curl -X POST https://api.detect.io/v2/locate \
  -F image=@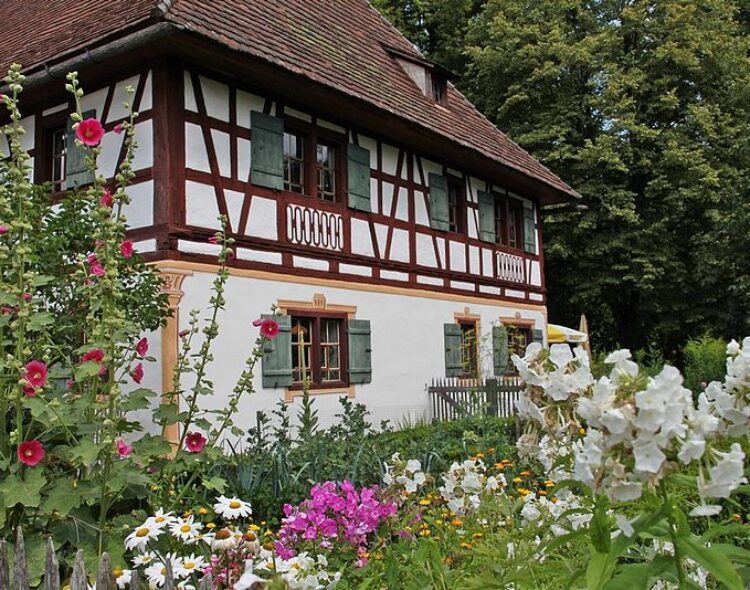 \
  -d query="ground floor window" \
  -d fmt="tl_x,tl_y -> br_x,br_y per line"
506,325 -> 531,374
459,321 -> 479,378
291,314 -> 345,388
